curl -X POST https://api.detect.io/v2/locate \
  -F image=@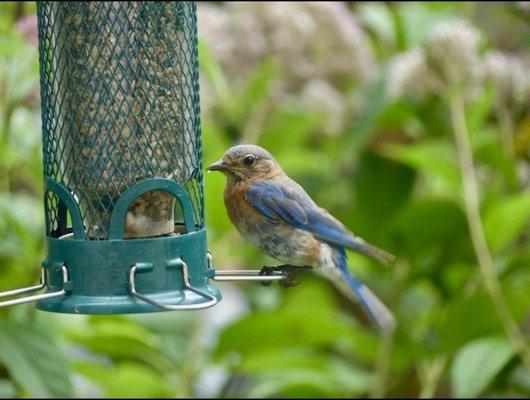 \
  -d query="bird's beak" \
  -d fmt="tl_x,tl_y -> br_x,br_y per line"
206,159 -> 227,172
